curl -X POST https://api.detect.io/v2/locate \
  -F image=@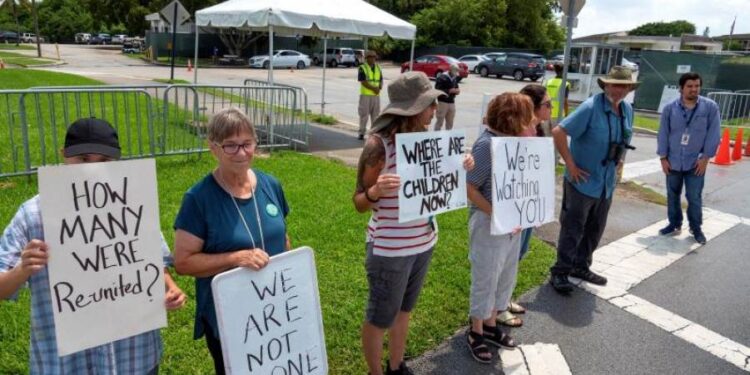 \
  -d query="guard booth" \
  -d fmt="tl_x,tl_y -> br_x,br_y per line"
566,43 -> 630,103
